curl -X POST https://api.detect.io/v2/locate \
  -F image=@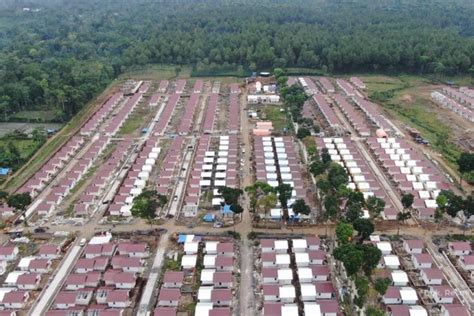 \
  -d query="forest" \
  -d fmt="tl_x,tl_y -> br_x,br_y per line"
0,0 -> 473,121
